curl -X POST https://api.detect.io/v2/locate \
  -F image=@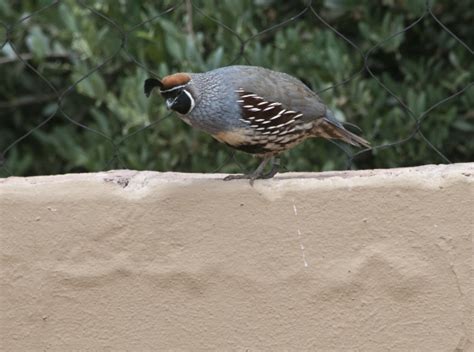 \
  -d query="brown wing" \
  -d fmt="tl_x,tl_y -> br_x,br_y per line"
227,66 -> 327,121
235,88 -> 312,137
235,88 -> 370,149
